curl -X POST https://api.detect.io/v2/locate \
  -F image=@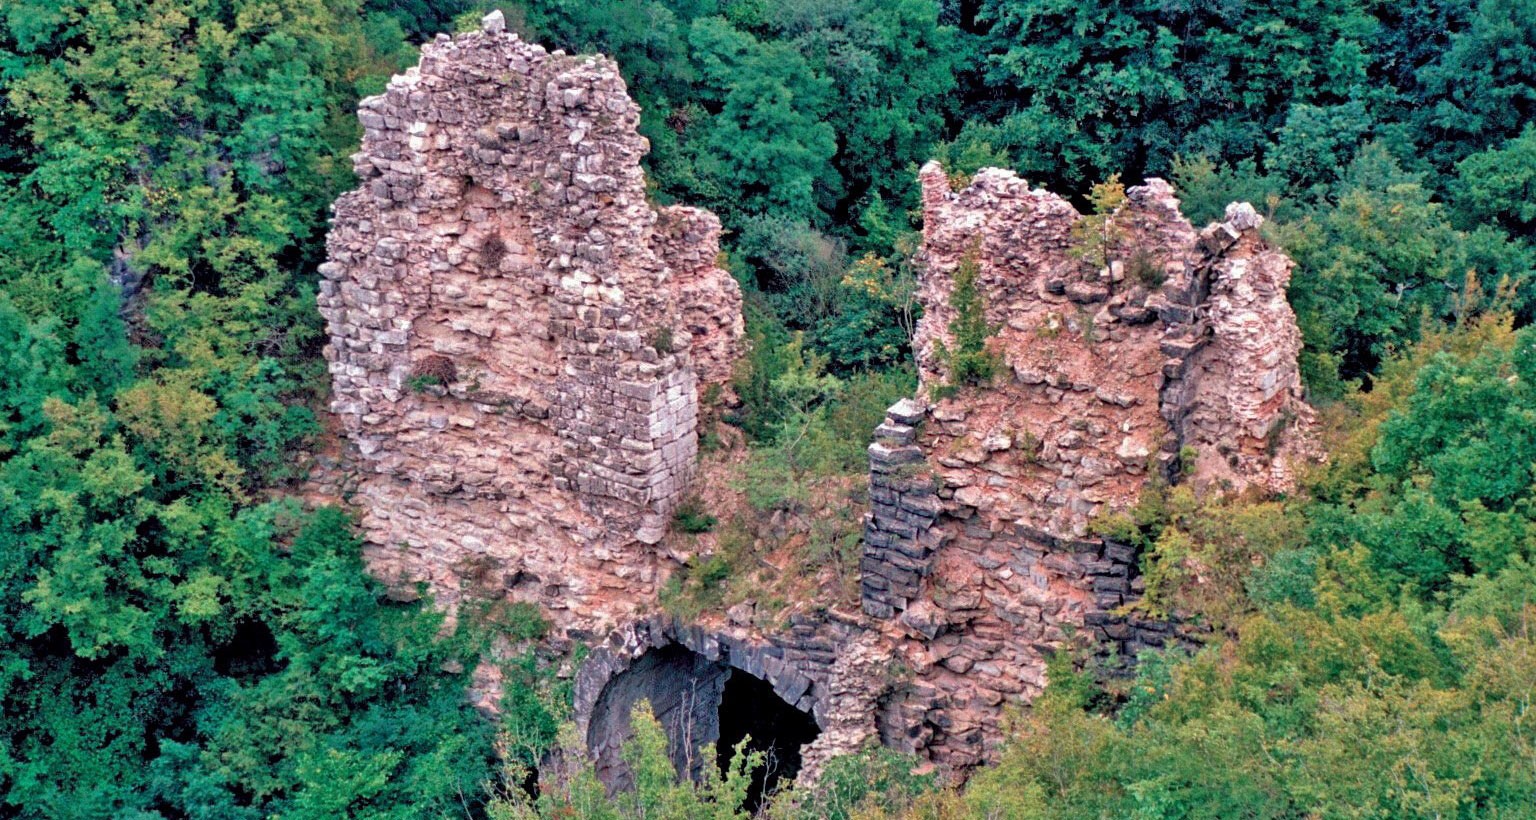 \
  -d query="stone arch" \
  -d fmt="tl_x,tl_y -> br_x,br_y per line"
574,619 -> 823,804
